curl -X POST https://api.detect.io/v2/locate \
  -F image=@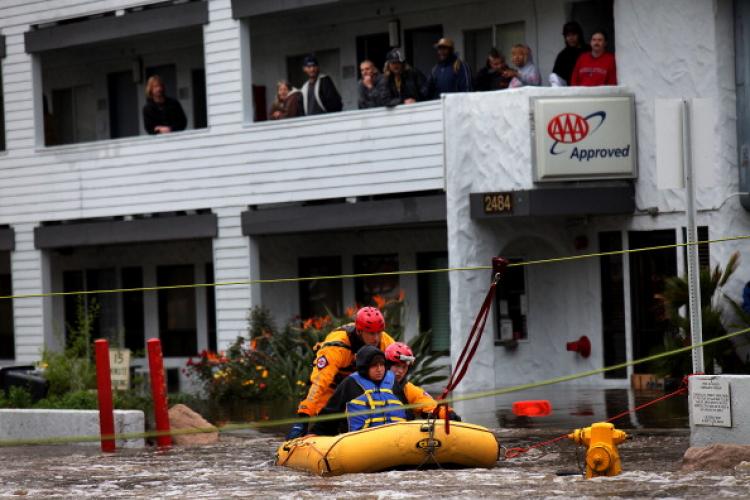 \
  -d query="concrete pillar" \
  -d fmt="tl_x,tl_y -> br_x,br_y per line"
213,207 -> 253,349
10,224 -> 48,363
